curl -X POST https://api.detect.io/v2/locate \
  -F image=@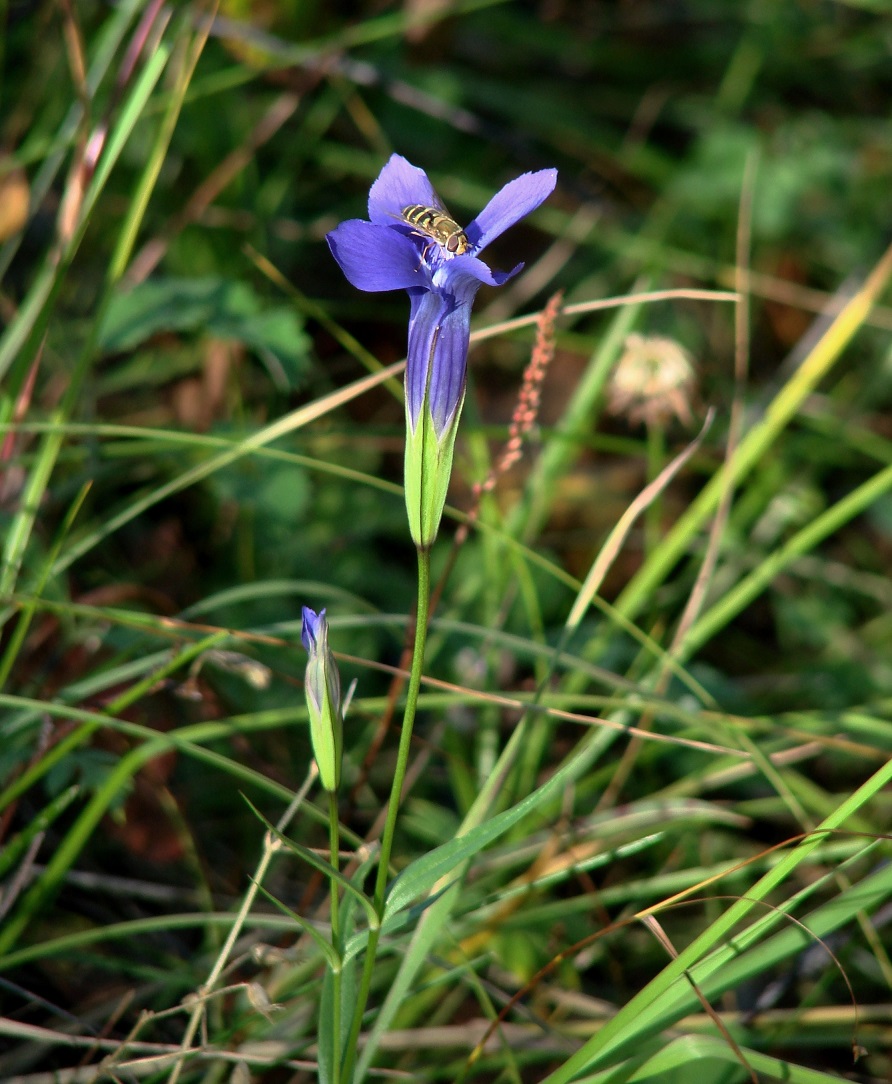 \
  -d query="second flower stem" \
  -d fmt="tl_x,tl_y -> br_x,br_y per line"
328,789 -> 342,1084
341,546 -> 431,1083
